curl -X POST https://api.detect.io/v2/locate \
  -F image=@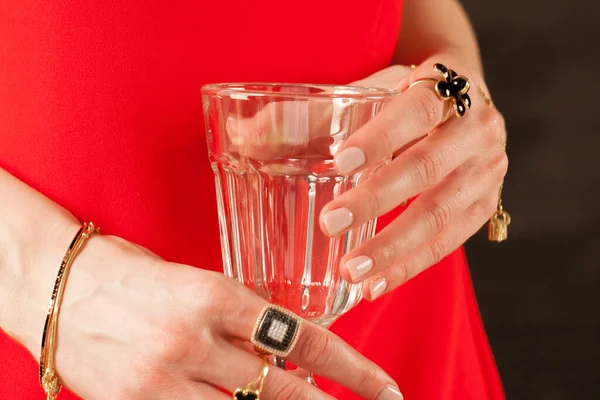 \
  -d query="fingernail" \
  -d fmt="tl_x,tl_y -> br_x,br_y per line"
377,385 -> 404,400
322,208 -> 354,236
334,147 -> 366,174
370,277 -> 388,300
345,256 -> 373,281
